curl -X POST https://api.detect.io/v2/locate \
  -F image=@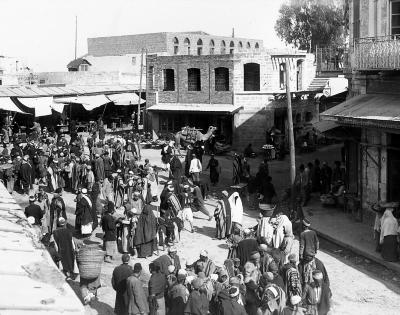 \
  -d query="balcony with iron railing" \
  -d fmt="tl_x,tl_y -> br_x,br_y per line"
354,35 -> 400,70
315,46 -> 350,75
